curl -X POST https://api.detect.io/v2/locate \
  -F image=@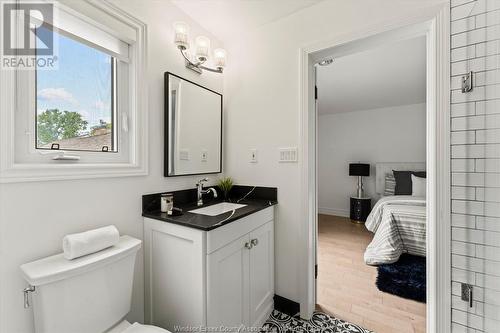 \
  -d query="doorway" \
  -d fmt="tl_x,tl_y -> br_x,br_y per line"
315,36 -> 427,332
298,5 -> 451,333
